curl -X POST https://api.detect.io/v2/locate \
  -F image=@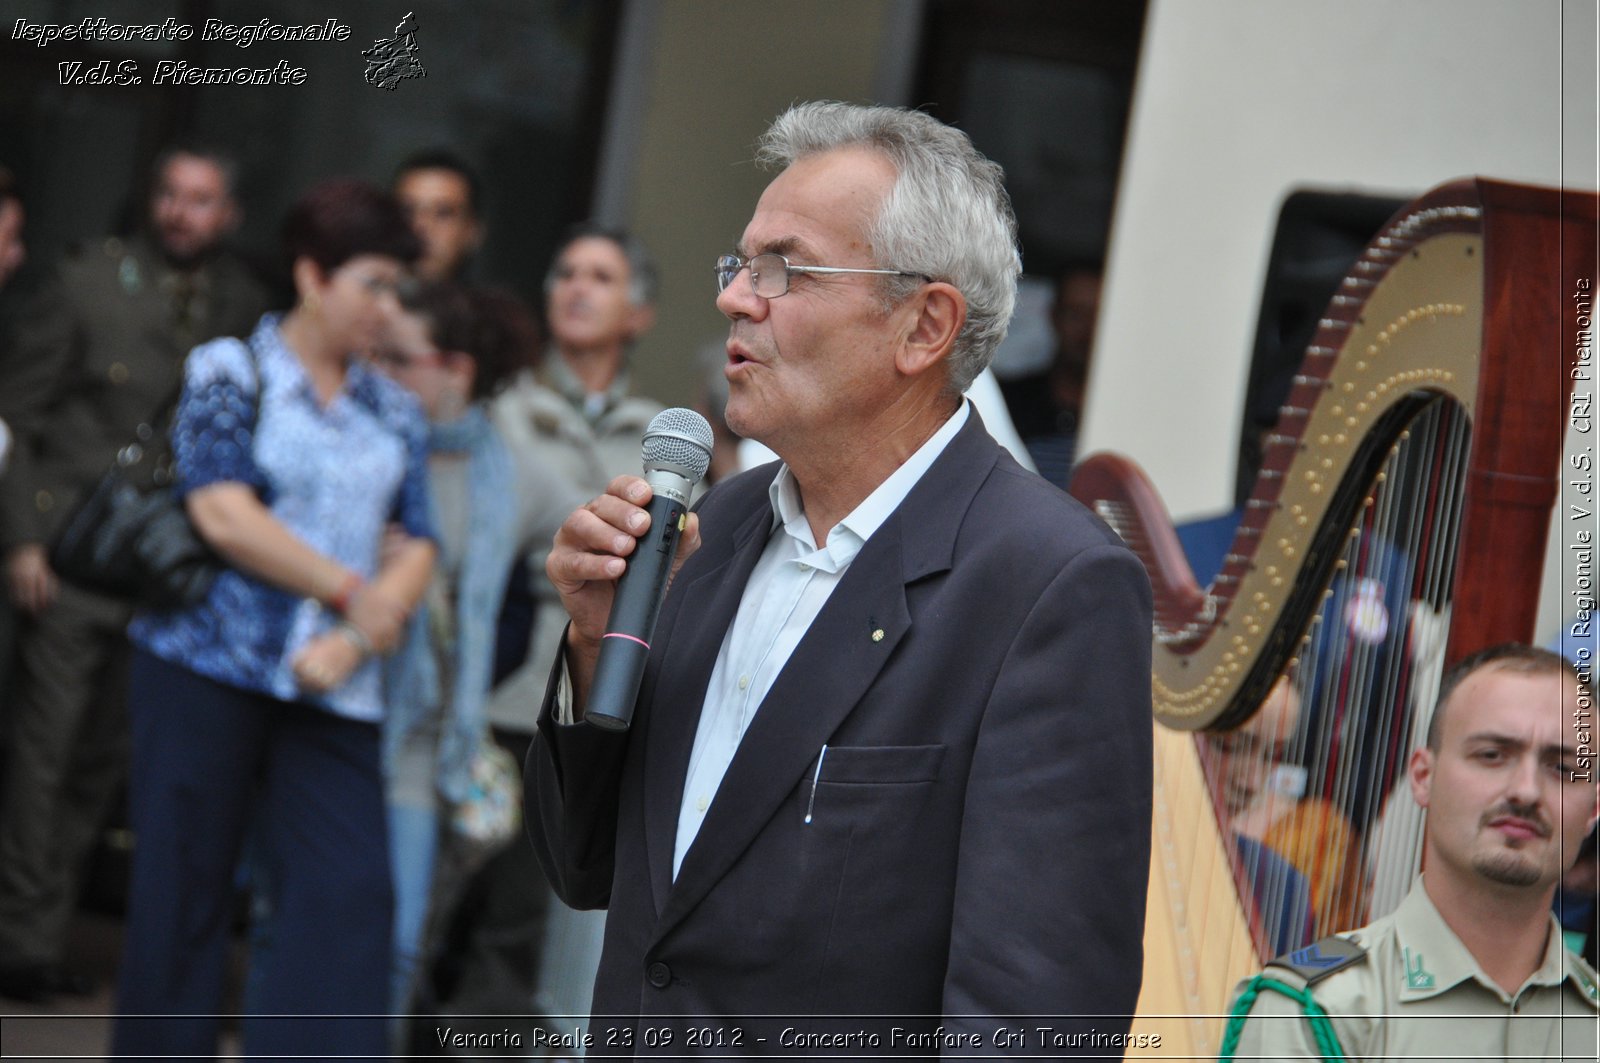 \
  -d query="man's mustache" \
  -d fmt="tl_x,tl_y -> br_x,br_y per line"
1481,801 -> 1551,837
